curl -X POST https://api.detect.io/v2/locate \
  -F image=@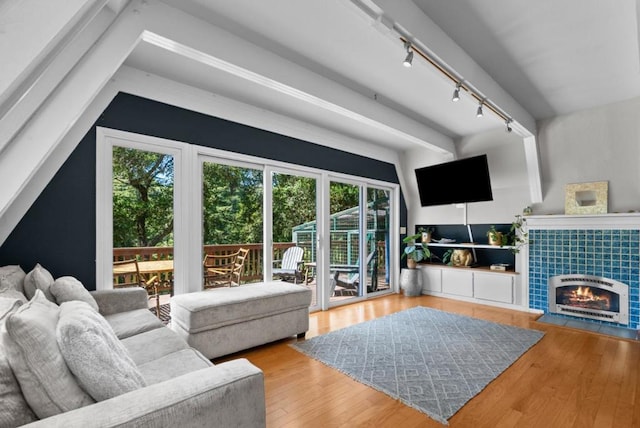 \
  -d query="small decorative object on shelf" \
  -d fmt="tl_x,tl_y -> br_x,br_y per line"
419,226 -> 435,244
490,263 -> 510,271
487,225 -> 507,246
442,249 -> 473,267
